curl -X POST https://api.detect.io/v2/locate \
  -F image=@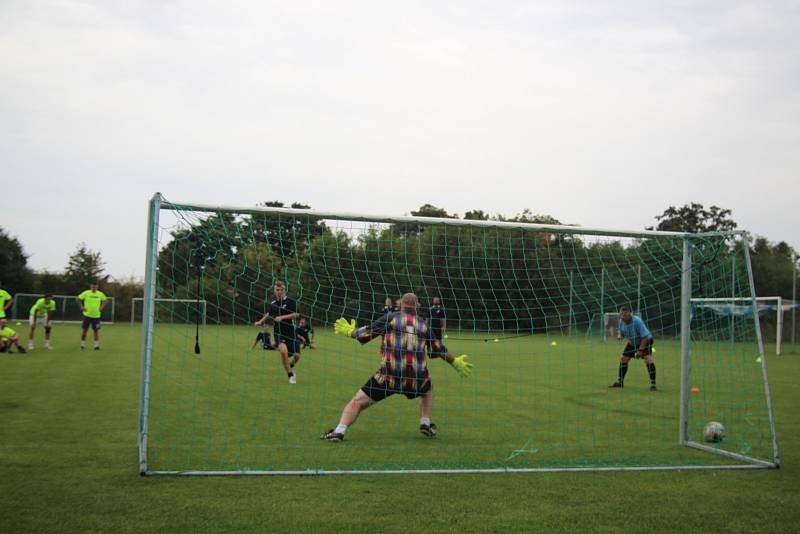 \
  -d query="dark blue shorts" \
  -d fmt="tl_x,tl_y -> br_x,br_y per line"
275,334 -> 300,355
